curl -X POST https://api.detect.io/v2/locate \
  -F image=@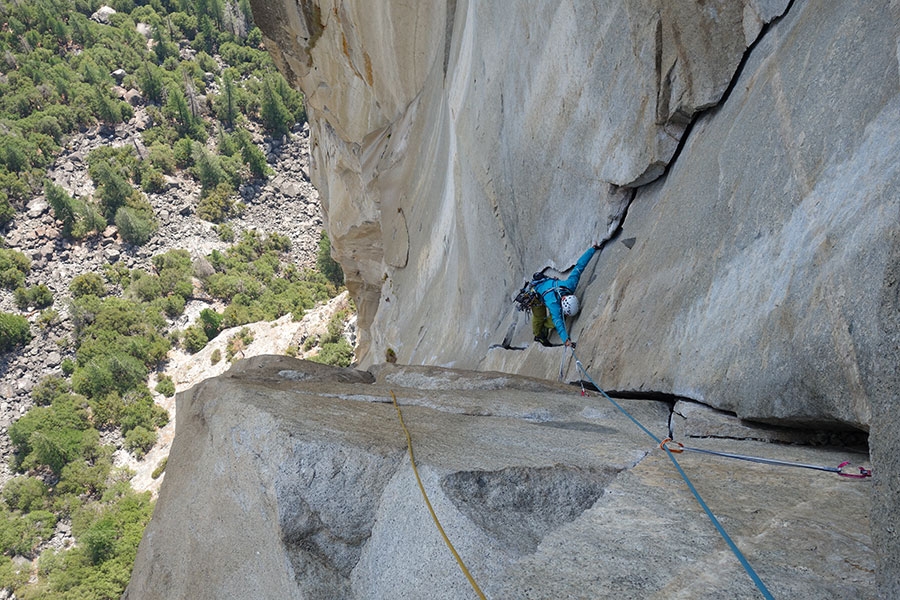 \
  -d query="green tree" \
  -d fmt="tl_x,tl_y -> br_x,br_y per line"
45,181 -> 76,236
310,338 -> 353,367
124,426 -> 157,458
90,160 -> 135,221
199,308 -> 223,340
138,61 -> 164,104
192,145 -> 230,194
0,312 -> 31,352
69,273 -> 107,298
115,206 -> 157,246
2,477 -> 48,512
0,249 -> 31,290
182,323 -> 208,353
235,129 -> 269,179
317,231 -> 344,287
8,395 -> 94,475
217,68 -> 237,126
259,76 -> 292,136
